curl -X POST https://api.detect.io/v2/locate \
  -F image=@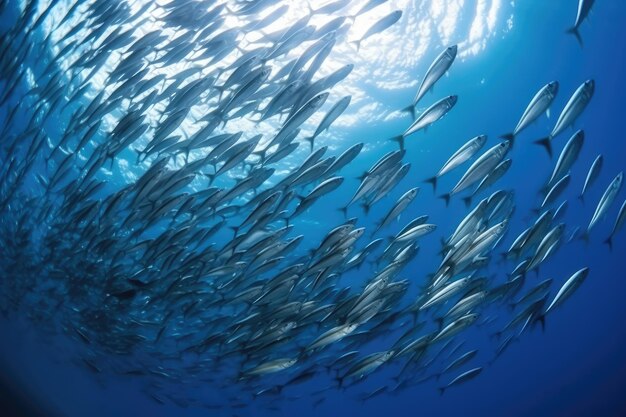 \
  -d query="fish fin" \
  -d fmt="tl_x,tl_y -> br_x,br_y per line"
577,194 -> 584,204
534,137 -> 553,157
350,40 -> 361,52
304,136 -> 314,153
438,387 -> 445,396
566,27 -> 583,47
390,135 -> 404,151
439,193 -> 451,207
361,202 -> 371,215
338,206 -> 348,218
462,196 -> 472,208
434,317 -> 444,331
215,85 -> 225,101
579,231 -> 590,244
356,172 -> 368,182
204,173 -> 215,185
424,176 -> 438,192
500,133 -> 515,143
400,105 -> 416,119
603,236 -> 613,251
536,314 -> 546,332
252,149 -> 266,164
